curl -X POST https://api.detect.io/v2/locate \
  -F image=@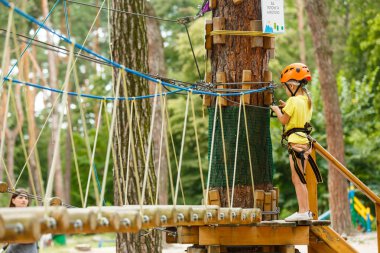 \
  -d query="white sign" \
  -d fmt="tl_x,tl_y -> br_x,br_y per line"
261,0 -> 285,34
